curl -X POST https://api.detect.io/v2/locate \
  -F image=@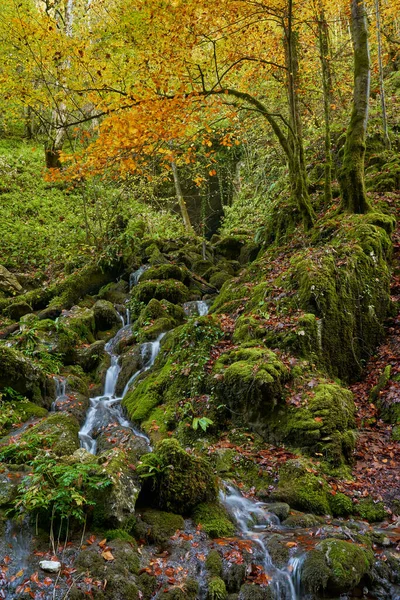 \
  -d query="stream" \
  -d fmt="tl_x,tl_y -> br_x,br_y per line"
1,269 -> 399,599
